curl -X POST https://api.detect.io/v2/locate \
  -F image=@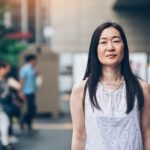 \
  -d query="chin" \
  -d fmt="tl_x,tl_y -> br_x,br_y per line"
103,61 -> 121,67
